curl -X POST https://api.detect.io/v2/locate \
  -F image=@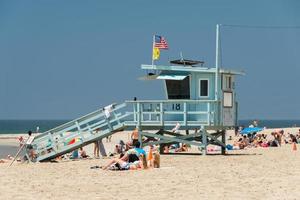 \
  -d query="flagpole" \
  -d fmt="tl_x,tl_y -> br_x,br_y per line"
215,24 -> 220,101
152,35 -> 155,70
